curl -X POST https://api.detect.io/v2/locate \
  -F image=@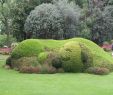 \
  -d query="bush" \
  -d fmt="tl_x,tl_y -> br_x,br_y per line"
10,38 -> 113,74
52,56 -> 62,69
57,68 -> 65,73
59,41 -> 83,72
11,39 -> 45,59
40,64 -> 57,74
0,35 -> 16,47
85,67 -> 110,75
11,57 -> 40,70
6,56 -> 12,67
38,52 -> 48,64
80,43 -> 93,71
38,51 -> 61,67
94,60 -> 113,72
20,66 -> 40,73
